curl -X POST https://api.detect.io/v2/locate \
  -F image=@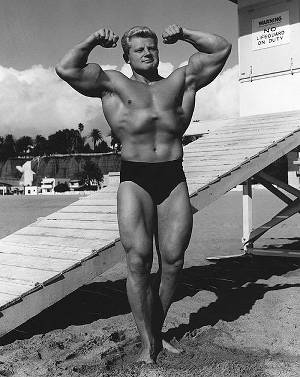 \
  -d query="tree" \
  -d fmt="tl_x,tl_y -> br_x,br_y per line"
48,129 -> 83,154
82,159 -> 103,188
89,129 -> 103,151
15,136 -> 33,156
83,143 -> 92,153
95,140 -> 111,153
110,131 -> 122,153
33,135 -> 49,156
78,123 -> 84,134
54,182 -> 69,192
0,134 -> 16,160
